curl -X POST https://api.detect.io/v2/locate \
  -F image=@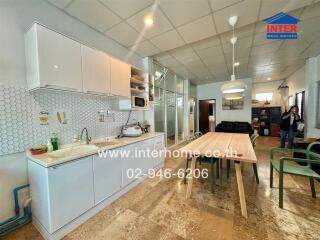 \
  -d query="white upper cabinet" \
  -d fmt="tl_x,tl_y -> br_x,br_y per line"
81,45 -> 111,94
110,57 -> 131,98
25,23 -> 82,92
